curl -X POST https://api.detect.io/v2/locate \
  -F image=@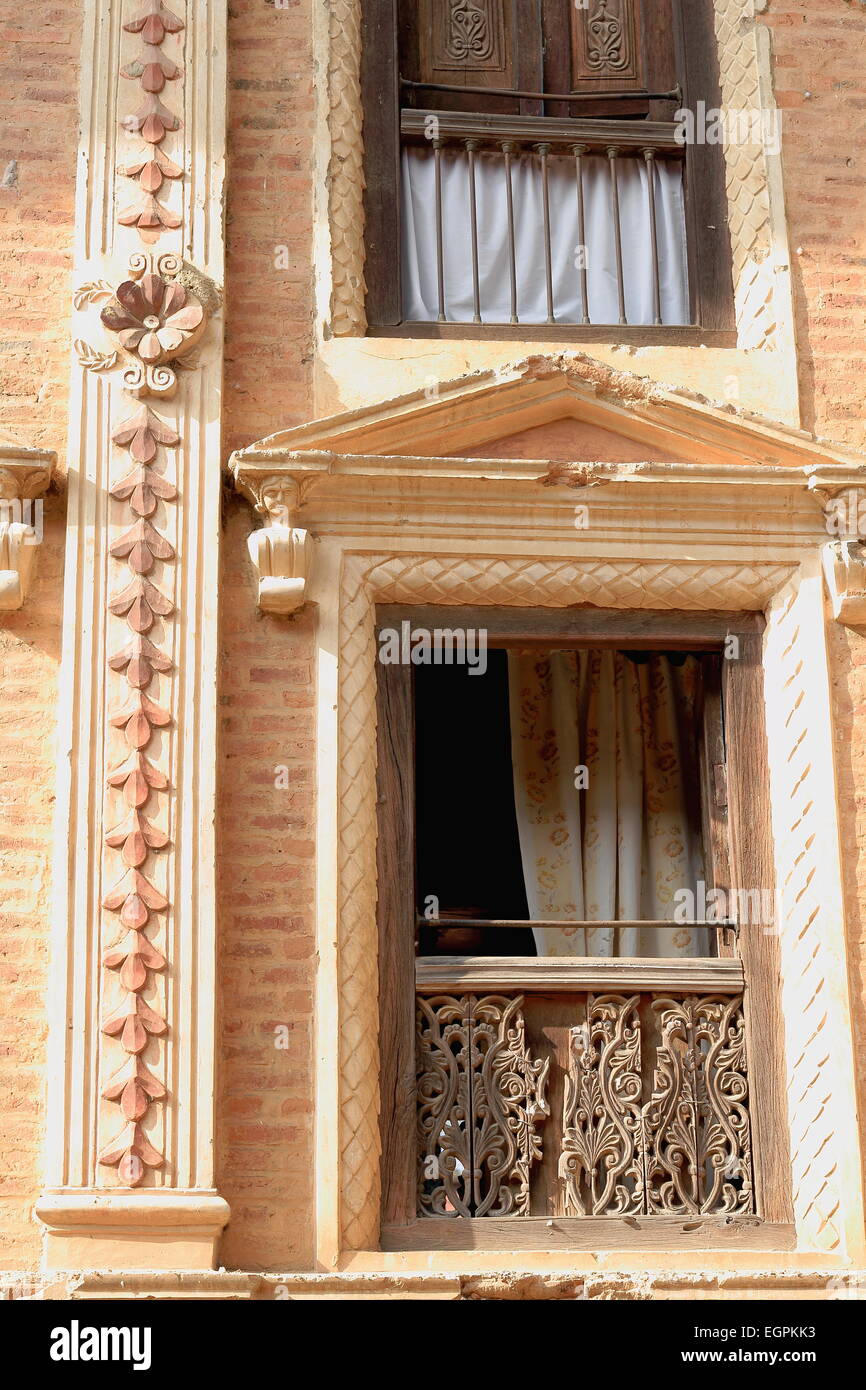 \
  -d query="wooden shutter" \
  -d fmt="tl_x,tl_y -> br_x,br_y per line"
542,0 -> 677,120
